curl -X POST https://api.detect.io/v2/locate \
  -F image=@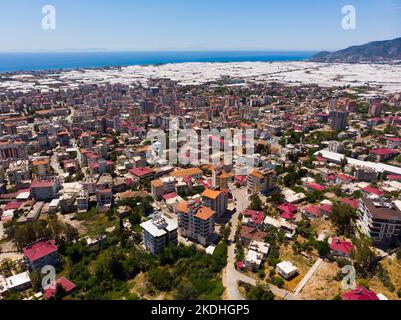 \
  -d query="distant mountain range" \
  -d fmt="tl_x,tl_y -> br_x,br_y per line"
311,37 -> 401,63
